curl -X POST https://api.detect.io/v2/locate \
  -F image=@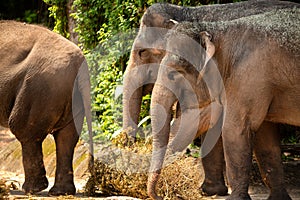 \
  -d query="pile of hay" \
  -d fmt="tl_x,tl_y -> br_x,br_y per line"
0,179 -> 9,199
85,132 -> 204,199
156,156 -> 203,199
85,160 -> 149,198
